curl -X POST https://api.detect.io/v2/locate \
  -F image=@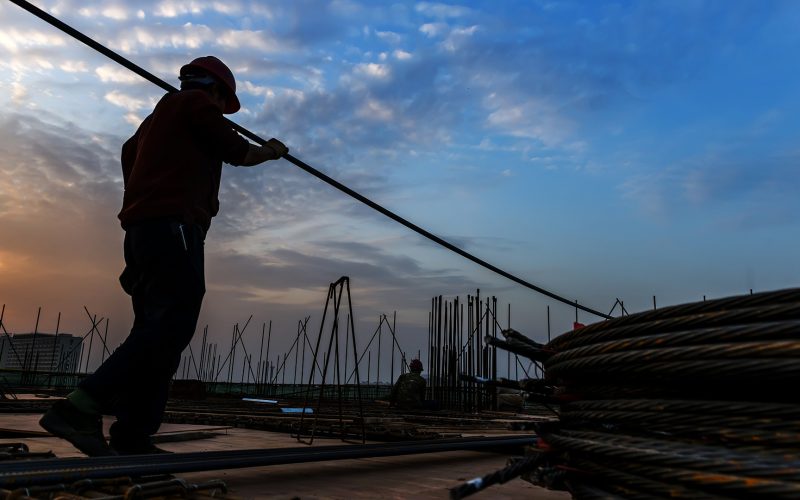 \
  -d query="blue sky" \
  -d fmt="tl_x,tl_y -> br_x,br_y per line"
0,0 -> 798,380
